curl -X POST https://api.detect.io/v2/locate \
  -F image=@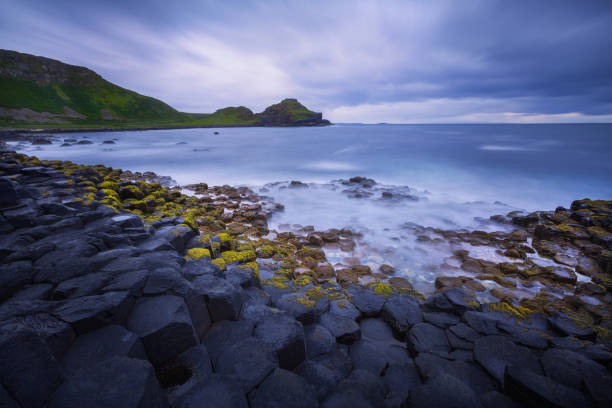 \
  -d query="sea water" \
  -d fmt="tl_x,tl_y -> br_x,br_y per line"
14,124 -> 612,292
